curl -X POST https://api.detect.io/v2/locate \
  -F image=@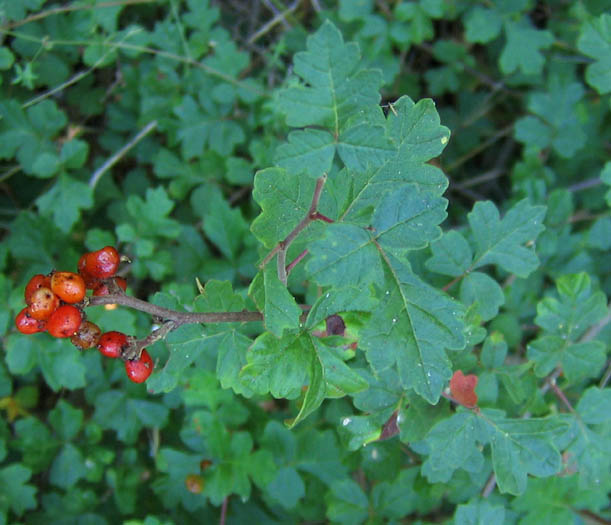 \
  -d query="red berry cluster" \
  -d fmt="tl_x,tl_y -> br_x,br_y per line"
15,246 -> 153,384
